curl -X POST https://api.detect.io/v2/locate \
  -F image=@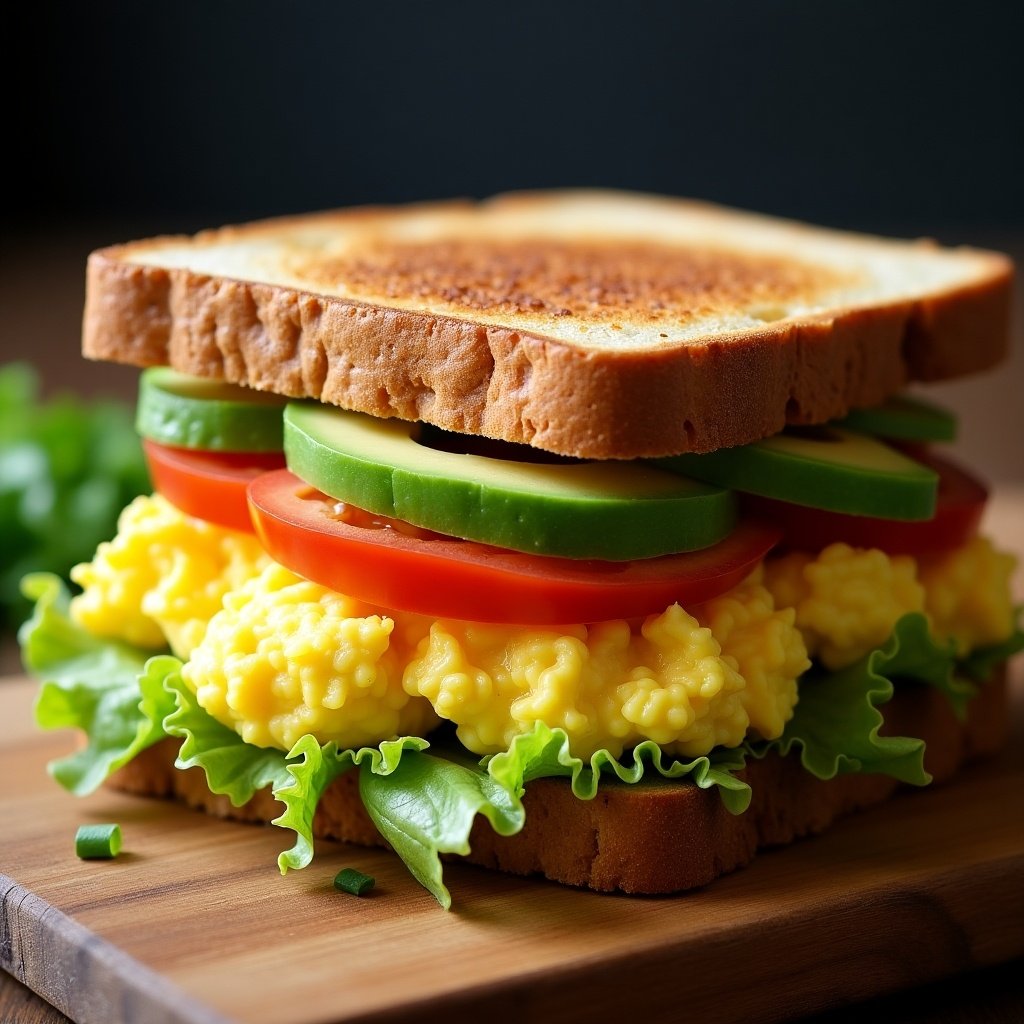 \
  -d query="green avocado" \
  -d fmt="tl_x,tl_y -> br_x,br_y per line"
283,404 -> 737,560
657,426 -> 938,520
836,394 -> 957,443
136,368 -> 287,452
